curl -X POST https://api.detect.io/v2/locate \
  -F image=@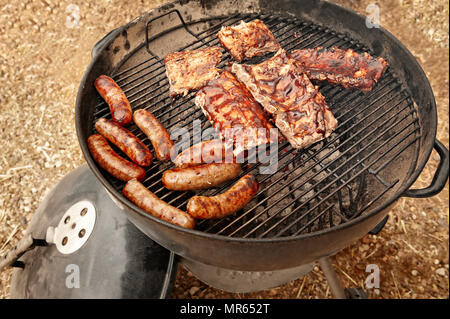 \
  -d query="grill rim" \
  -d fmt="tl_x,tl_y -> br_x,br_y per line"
75,1 -> 437,244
